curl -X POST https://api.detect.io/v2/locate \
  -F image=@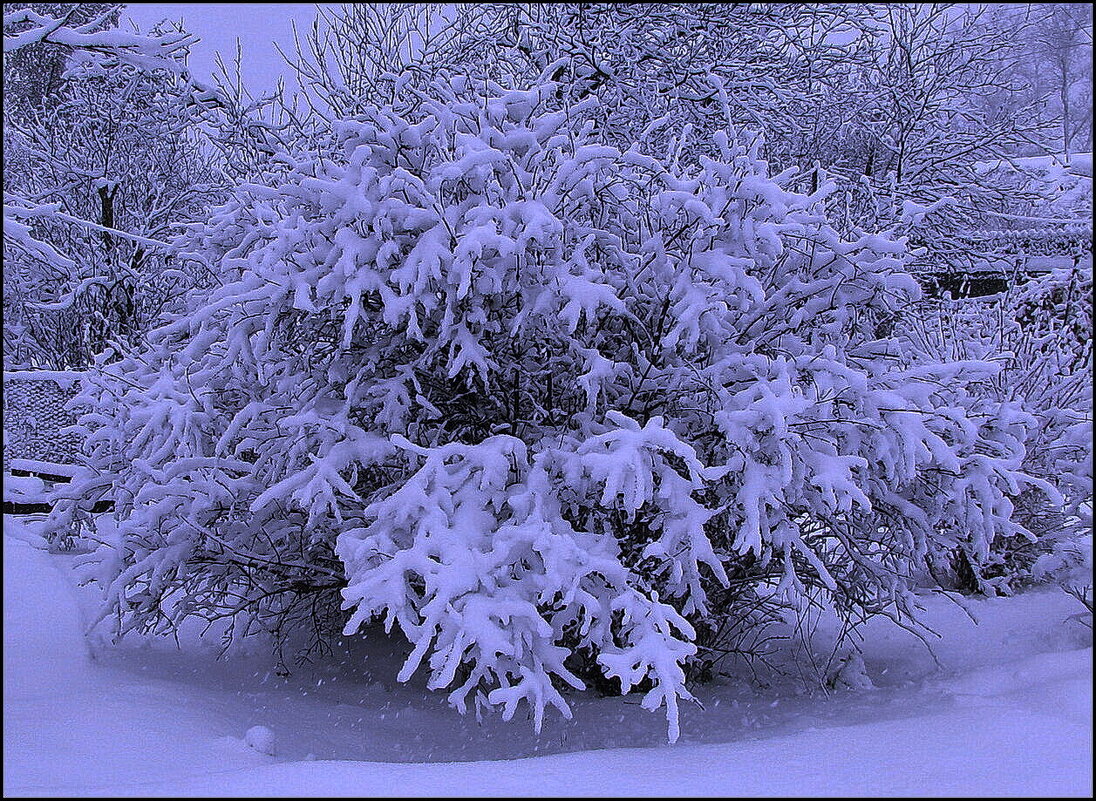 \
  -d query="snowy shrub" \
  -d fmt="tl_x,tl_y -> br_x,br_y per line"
43,74 -> 1044,741
898,265 -> 1092,594
999,267 -> 1092,591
